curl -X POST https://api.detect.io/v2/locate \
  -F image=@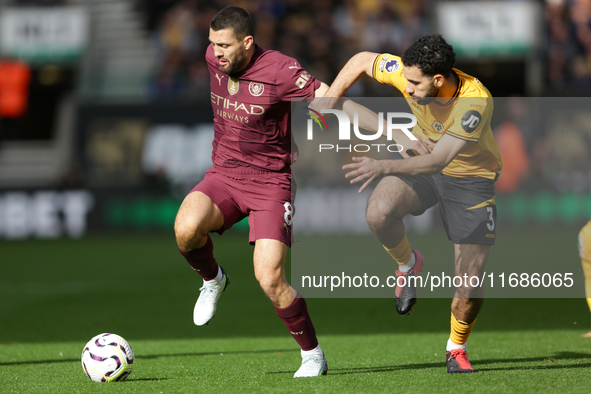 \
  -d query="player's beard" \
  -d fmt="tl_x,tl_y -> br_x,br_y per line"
220,49 -> 248,76
413,83 -> 440,105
